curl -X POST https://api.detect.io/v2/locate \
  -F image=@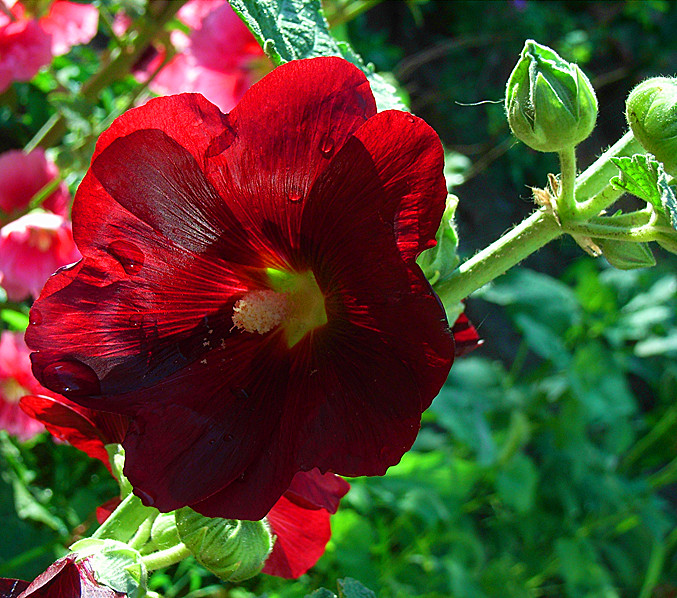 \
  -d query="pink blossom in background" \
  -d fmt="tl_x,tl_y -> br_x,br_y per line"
0,0 -> 98,92
149,0 -> 272,113
0,331 -> 47,440
0,5 -> 51,92
0,148 -> 70,218
0,212 -> 81,301
39,0 -> 99,56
